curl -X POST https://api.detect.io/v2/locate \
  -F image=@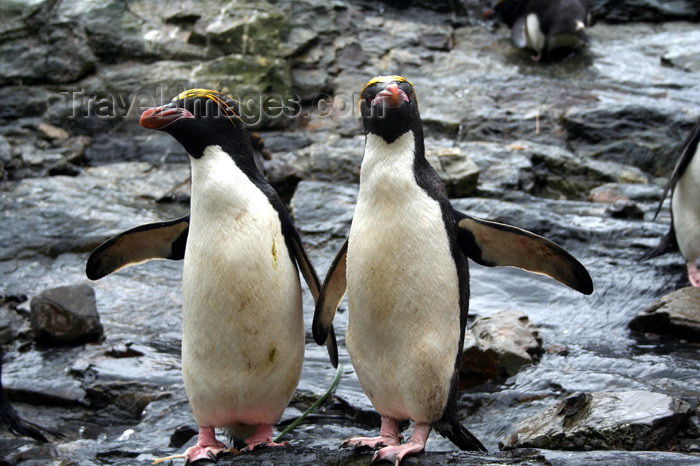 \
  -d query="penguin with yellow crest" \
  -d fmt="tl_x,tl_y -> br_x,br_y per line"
87,89 -> 336,463
313,76 -> 593,463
